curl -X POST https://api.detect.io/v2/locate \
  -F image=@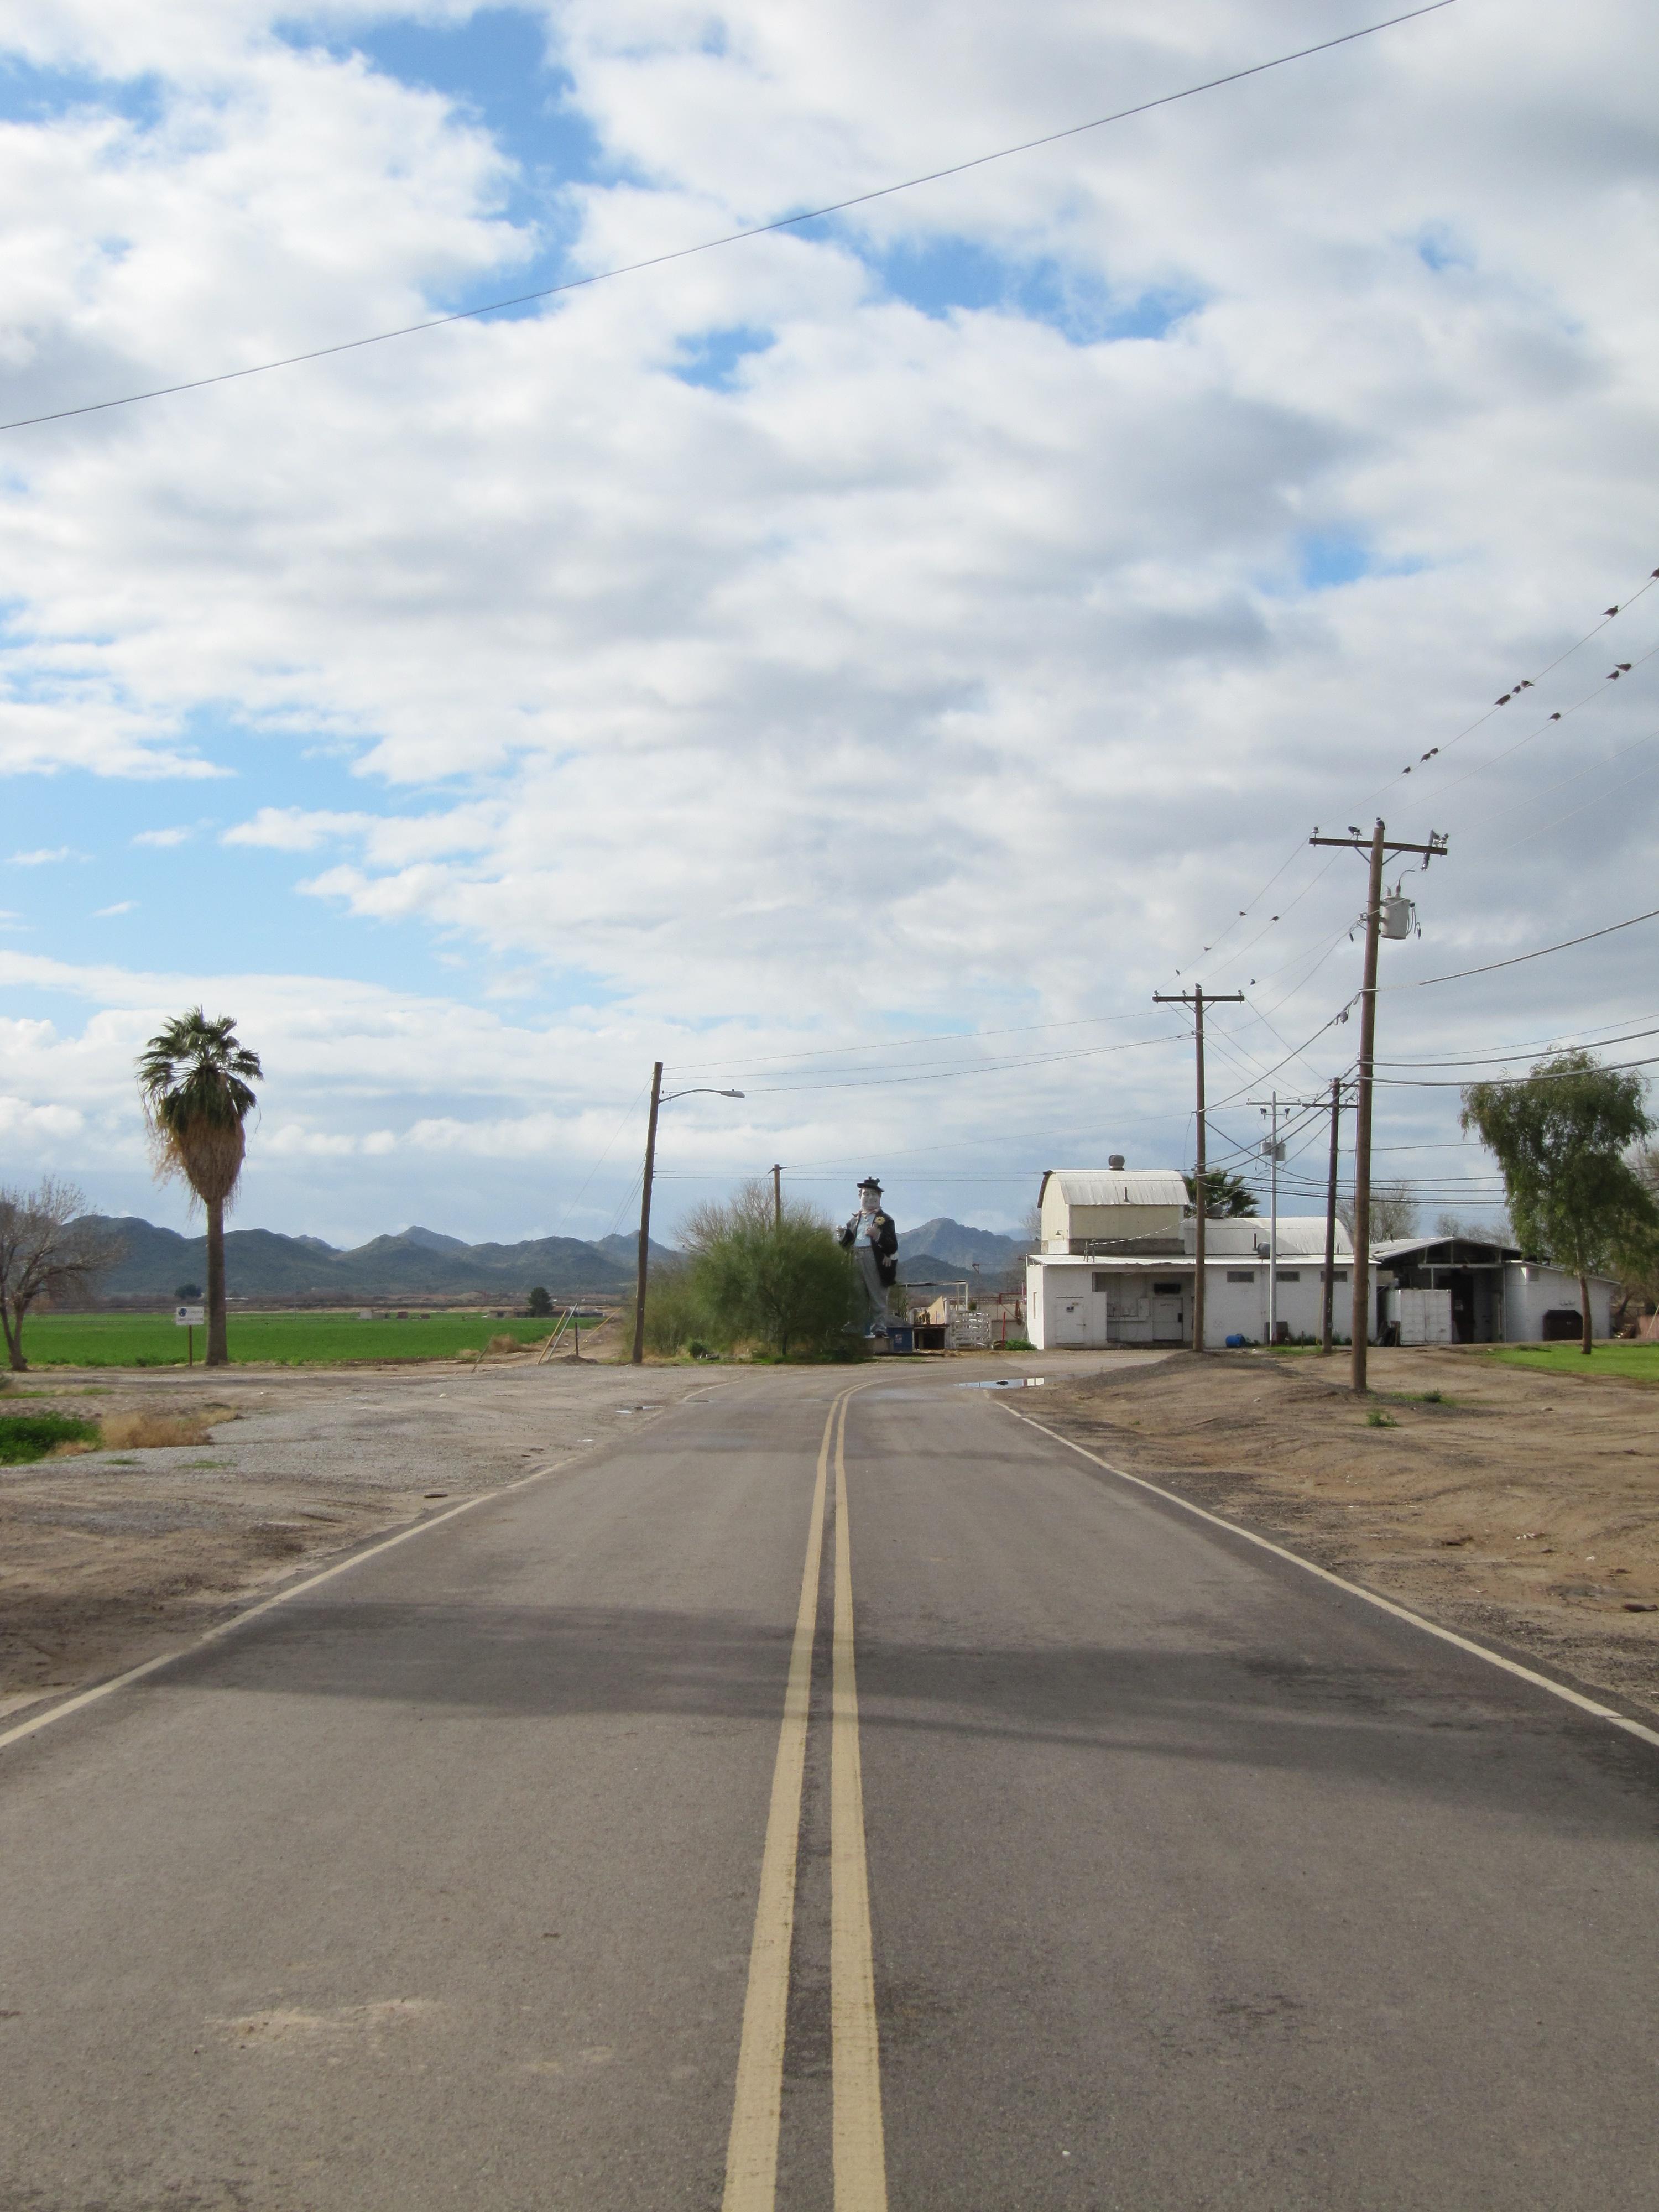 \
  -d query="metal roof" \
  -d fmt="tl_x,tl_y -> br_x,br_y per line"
1373,1235 -> 1519,1261
1040,1170 -> 1190,1207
